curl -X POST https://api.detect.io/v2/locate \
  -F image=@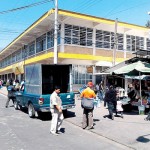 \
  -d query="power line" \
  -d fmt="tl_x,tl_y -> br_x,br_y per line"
0,0 -> 53,15
78,0 -> 104,13
104,0 -> 126,18
106,1 -> 150,17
